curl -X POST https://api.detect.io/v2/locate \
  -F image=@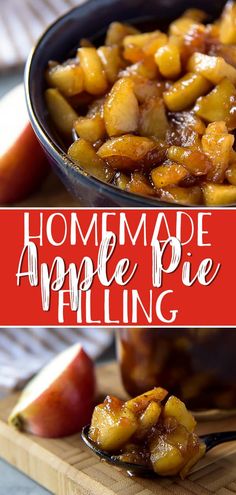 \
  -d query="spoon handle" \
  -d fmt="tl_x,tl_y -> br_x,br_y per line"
201,431 -> 236,452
